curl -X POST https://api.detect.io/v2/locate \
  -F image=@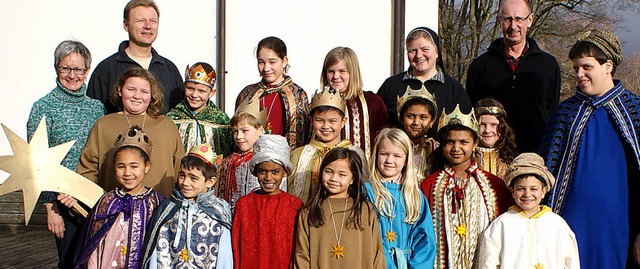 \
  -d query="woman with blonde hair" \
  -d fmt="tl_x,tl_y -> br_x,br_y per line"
365,128 -> 436,268
321,47 -> 389,161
